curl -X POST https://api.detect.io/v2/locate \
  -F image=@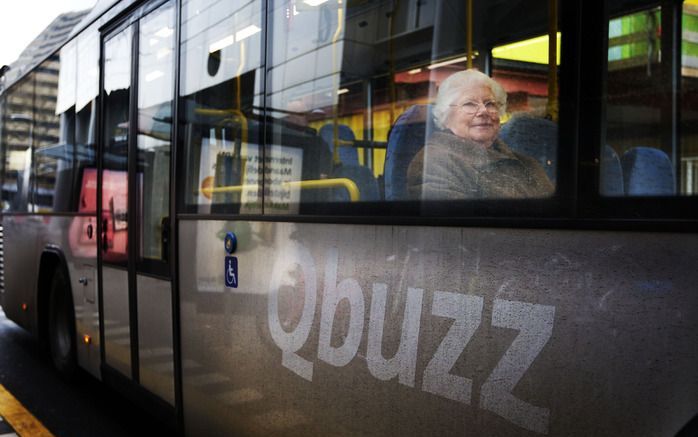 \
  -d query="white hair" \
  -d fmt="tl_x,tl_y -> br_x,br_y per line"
432,69 -> 507,130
